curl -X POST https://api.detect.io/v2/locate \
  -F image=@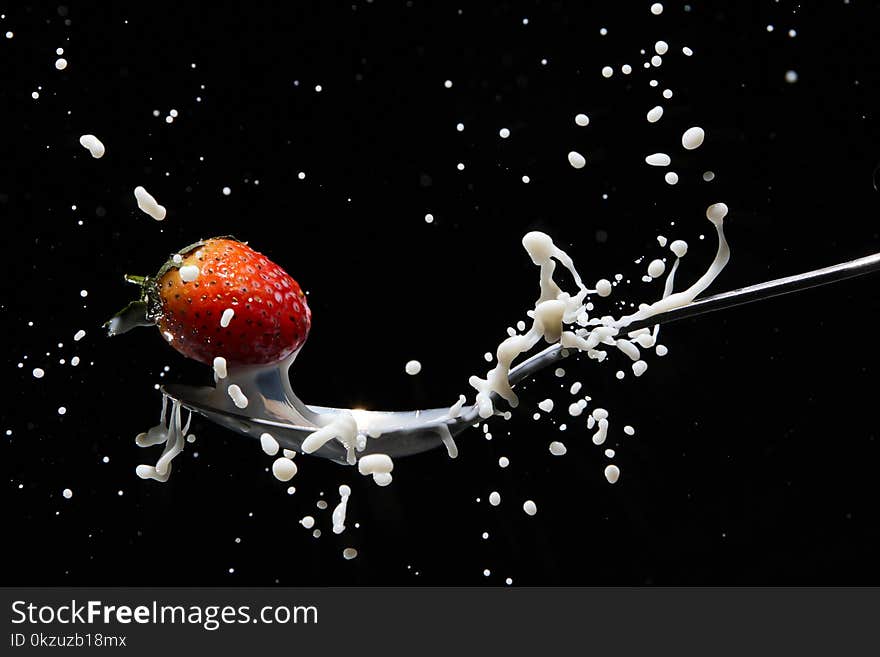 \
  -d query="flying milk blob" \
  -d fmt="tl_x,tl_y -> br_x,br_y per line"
332,485 -> 352,534
78,134 -> 105,159
133,186 -> 166,220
